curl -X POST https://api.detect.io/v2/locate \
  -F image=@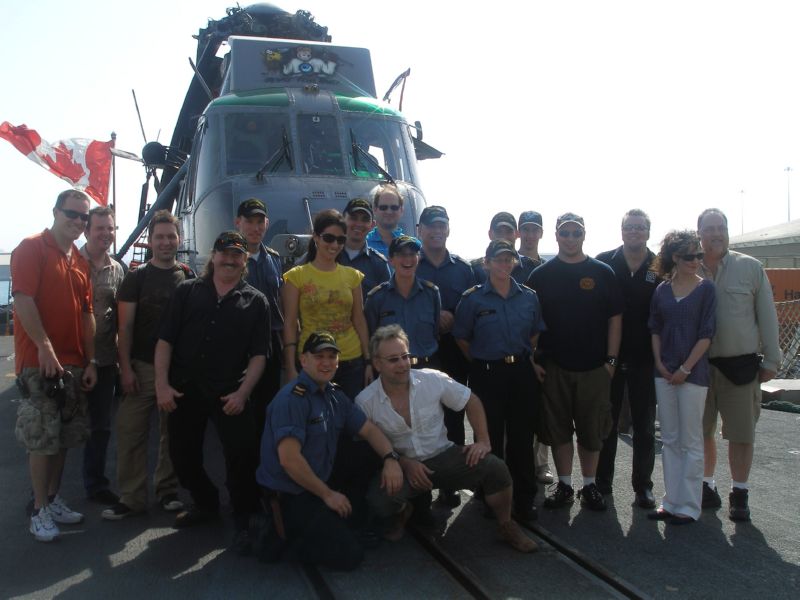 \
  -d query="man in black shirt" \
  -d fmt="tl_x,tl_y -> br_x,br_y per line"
155,231 -> 269,553
527,213 -> 623,512
596,209 -> 660,509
